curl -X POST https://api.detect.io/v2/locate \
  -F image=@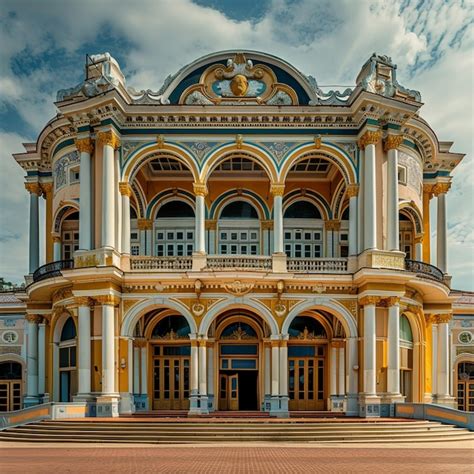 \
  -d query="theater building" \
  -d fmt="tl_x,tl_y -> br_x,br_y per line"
11,50 -> 468,417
